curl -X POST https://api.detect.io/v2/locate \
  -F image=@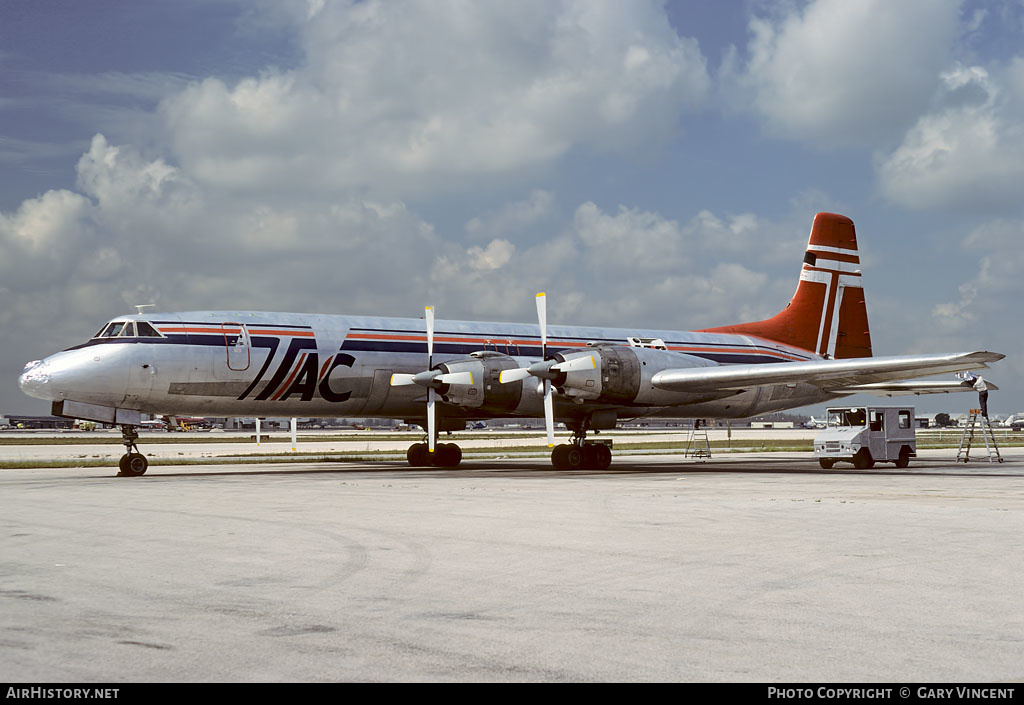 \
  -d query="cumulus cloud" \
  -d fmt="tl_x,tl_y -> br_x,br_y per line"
465,190 -> 555,240
466,239 -> 516,271
722,0 -> 959,147
159,0 -> 711,198
434,200 -> 802,329
877,61 -> 1024,211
